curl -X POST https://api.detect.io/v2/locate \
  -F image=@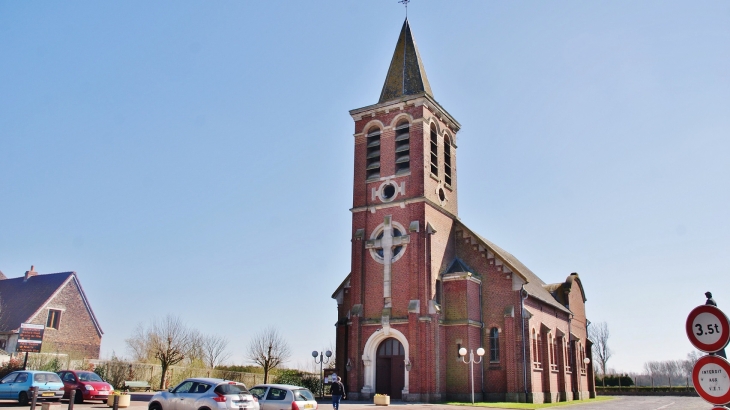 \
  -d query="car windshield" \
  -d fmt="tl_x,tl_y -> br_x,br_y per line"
293,389 -> 315,401
215,383 -> 250,395
34,373 -> 62,383
77,372 -> 103,382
